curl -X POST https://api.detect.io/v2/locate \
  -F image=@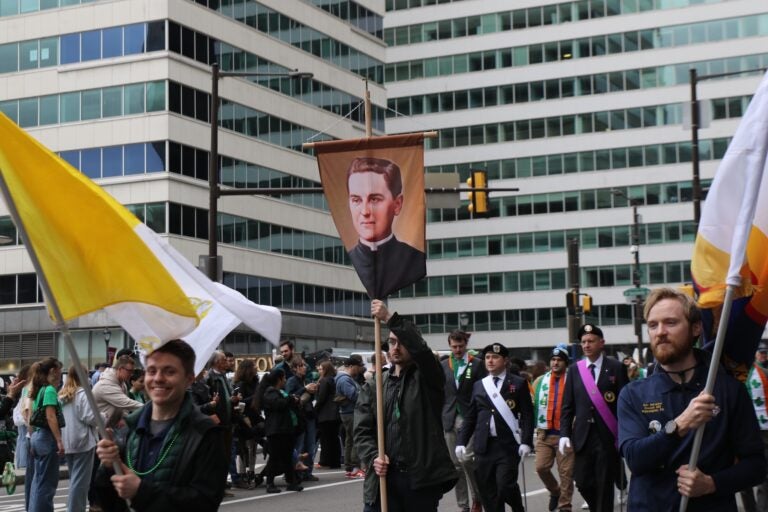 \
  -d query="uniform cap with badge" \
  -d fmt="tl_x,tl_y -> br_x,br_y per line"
577,323 -> 603,339
482,343 -> 509,357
